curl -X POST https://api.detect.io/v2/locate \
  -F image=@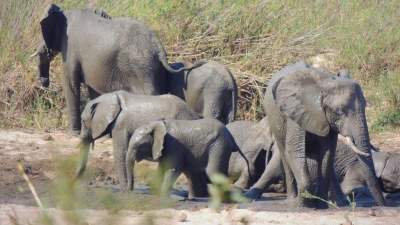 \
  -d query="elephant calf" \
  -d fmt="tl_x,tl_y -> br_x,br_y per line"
125,118 -> 255,198
334,141 -> 400,197
167,61 -> 238,124
76,90 -> 199,190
